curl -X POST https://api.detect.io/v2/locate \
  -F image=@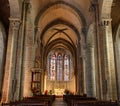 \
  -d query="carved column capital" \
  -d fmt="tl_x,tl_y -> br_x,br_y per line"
101,18 -> 112,26
9,18 -> 21,29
